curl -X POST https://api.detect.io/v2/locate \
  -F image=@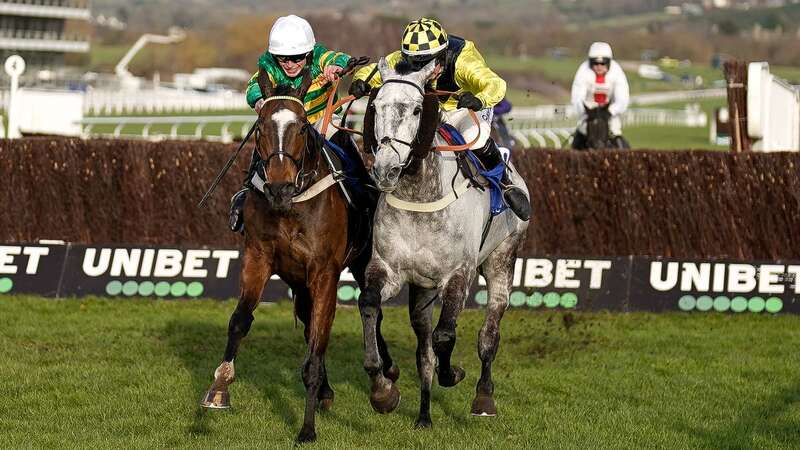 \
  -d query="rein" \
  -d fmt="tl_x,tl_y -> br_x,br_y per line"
369,78 -> 481,153
319,69 -> 482,154
319,56 -> 371,137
